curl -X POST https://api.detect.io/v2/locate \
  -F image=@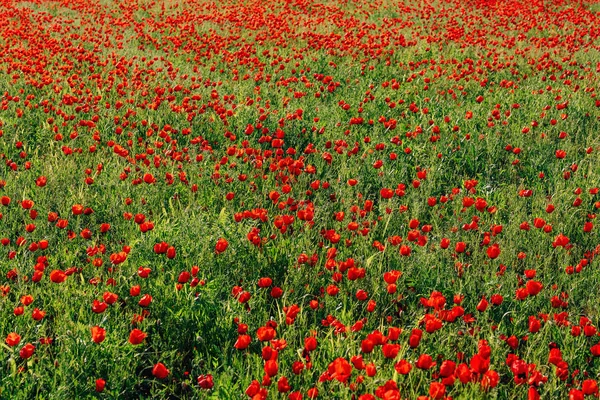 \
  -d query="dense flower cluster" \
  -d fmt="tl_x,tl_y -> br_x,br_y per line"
0,0 -> 599,398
